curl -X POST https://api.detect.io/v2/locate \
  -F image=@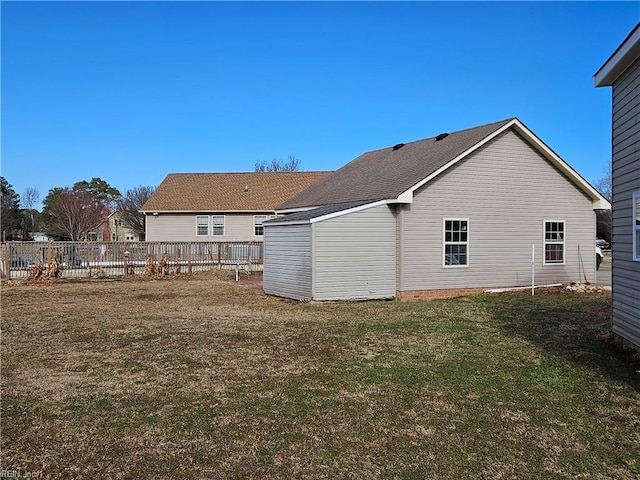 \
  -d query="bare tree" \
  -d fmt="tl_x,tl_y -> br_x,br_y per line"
21,187 -> 40,236
594,159 -> 612,244
254,155 -> 302,172
44,188 -> 104,240
116,185 -> 156,239
22,187 -> 40,210
594,158 -> 612,202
